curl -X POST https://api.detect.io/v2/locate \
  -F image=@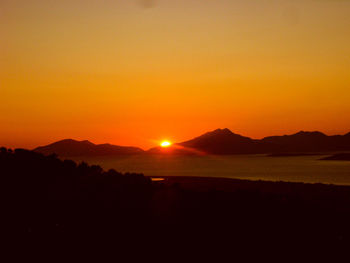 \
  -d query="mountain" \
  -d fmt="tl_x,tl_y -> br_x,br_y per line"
262,131 -> 350,152
178,129 -> 350,155
34,139 -> 144,157
33,129 -> 350,157
178,128 -> 274,154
